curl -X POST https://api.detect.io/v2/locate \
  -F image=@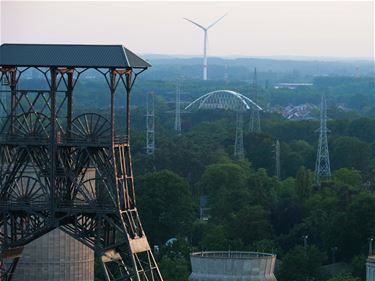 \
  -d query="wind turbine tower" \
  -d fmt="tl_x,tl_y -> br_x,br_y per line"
315,93 -> 331,183
184,14 -> 227,80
